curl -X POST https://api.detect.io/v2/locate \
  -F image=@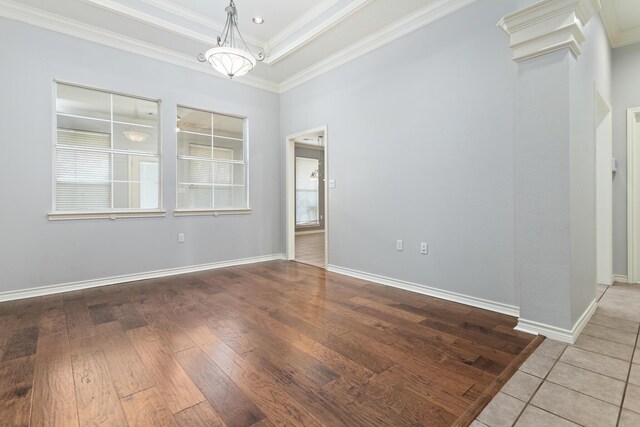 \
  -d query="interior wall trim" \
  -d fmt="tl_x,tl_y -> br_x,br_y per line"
515,298 -> 597,344
613,274 -> 629,283
265,0 -> 374,65
327,264 -> 520,317
599,0 -> 640,48
498,0 -> 601,62
279,0 -> 477,92
0,253 -> 286,303
0,0 -> 279,93
0,0 -> 477,94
